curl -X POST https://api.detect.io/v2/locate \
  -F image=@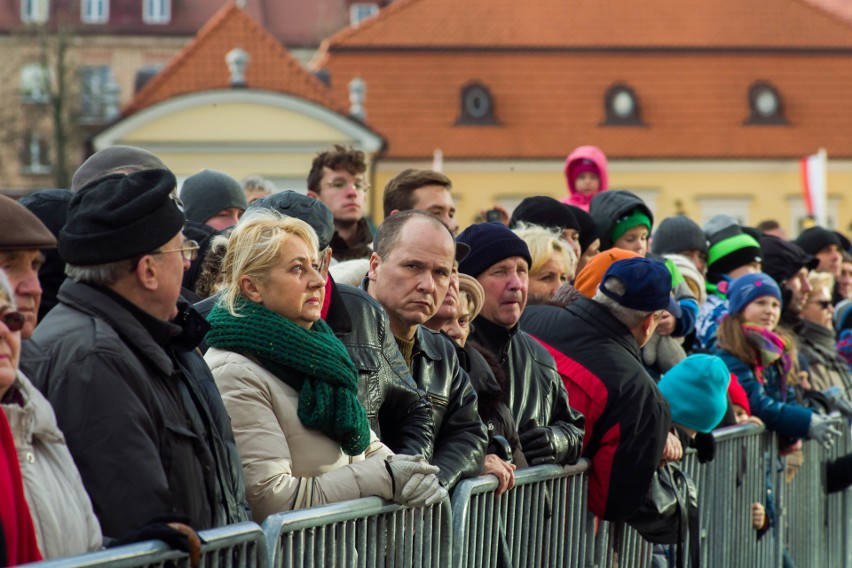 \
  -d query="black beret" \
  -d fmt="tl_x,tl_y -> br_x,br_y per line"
509,196 -> 580,232
60,169 -> 185,264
